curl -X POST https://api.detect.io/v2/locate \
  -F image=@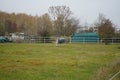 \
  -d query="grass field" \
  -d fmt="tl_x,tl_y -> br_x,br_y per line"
0,43 -> 120,80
